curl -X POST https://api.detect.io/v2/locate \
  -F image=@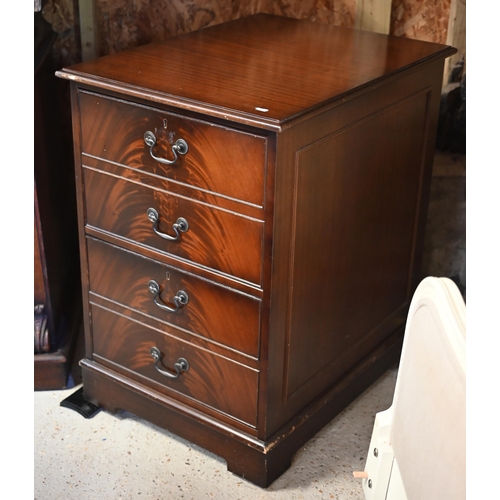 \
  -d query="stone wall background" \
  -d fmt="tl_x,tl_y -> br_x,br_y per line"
95,0 -> 358,56
41,0 -> 80,67
390,0 -> 451,43
42,0 -> 449,67
421,152 -> 466,296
